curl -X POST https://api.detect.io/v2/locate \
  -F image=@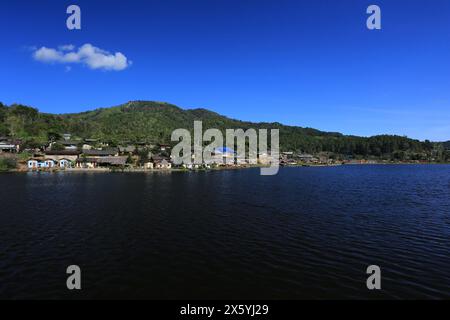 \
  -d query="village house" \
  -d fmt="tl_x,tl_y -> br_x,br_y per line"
27,159 -> 39,169
82,148 -> 119,157
182,163 -> 201,170
279,151 -> 297,165
82,144 -> 93,150
119,145 -> 136,154
58,159 -> 72,168
27,150 -> 80,170
154,159 -> 171,169
48,139 -> 81,151
258,152 -> 276,165
0,138 -> 21,153
297,153 -> 318,163
44,150 -> 80,163
84,138 -> 98,144
27,158 -> 56,169
62,140 -> 80,150
75,148 -> 124,168
82,138 -> 103,150
136,141 -> 152,148
318,154 -> 331,164
151,155 -> 172,169
26,151 -> 80,170
144,161 -> 154,169
282,151 -> 294,159
213,147 -> 235,165
158,143 -> 171,152
76,156 -> 127,168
